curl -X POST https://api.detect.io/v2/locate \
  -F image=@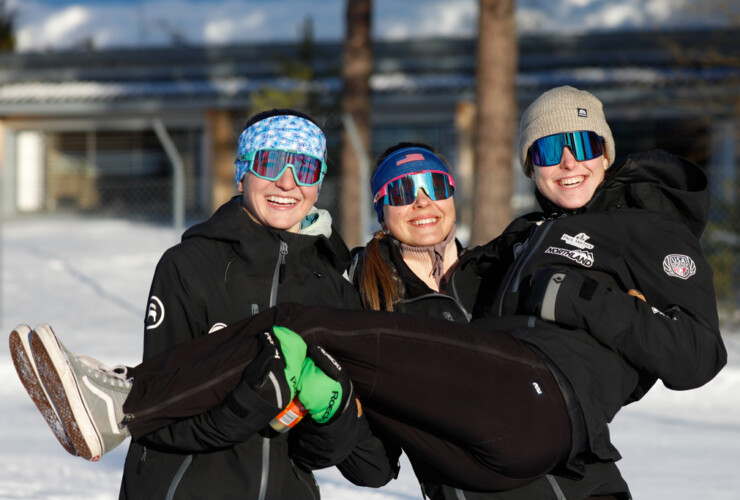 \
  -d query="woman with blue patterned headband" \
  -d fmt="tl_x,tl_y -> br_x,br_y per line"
12,108 -> 389,500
